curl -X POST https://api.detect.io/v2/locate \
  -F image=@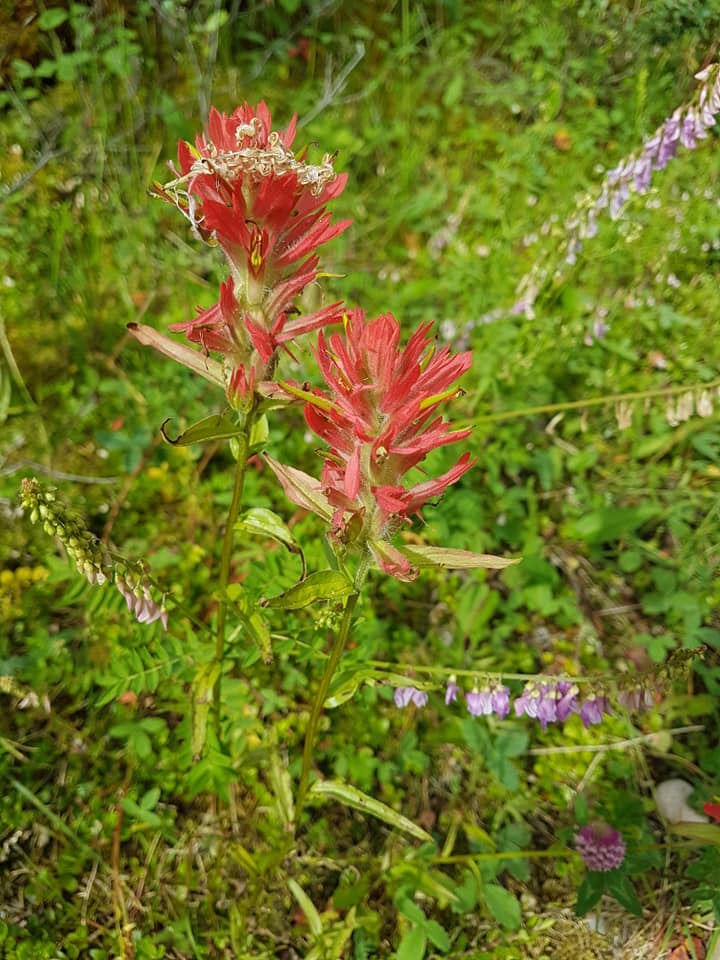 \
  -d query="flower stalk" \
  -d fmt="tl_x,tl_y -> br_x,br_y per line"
296,589 -> 359,818
213,413 -> 254,737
